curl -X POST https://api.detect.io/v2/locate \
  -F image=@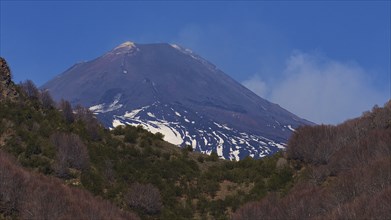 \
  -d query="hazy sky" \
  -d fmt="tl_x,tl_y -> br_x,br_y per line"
1,1 -> 390,124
